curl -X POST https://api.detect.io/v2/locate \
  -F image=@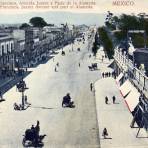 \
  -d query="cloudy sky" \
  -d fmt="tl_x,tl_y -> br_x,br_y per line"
0,0 -> 147,25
